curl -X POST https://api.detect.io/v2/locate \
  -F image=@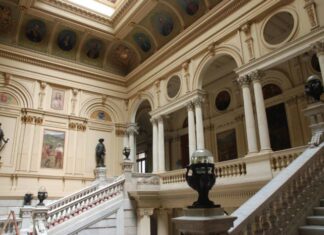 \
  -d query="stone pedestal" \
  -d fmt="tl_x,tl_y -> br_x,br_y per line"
303,102 -> 324,147
20,206 -> 33,235
172,208 -> 236,235
121,160 -> 134,180
94,167 -> 113,187
32,206 -> 48,235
